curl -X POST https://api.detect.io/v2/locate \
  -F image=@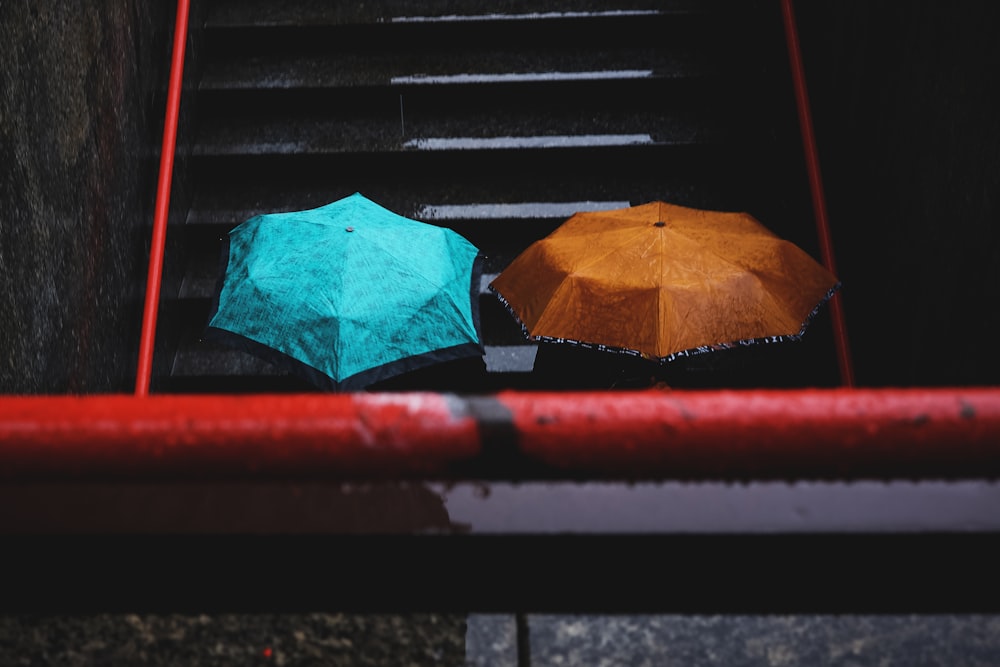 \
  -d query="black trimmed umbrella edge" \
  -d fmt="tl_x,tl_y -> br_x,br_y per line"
487,281 -> 842,365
